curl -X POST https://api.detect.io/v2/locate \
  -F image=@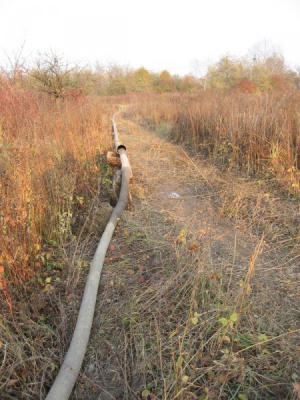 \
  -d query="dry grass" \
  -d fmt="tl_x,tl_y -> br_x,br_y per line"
72,115 -> 300,400
1,89 -> 299,400
0,83 -> 114,288
77,188 -> 299,400
126,91 -> 300,196
0,80 -> 121,398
